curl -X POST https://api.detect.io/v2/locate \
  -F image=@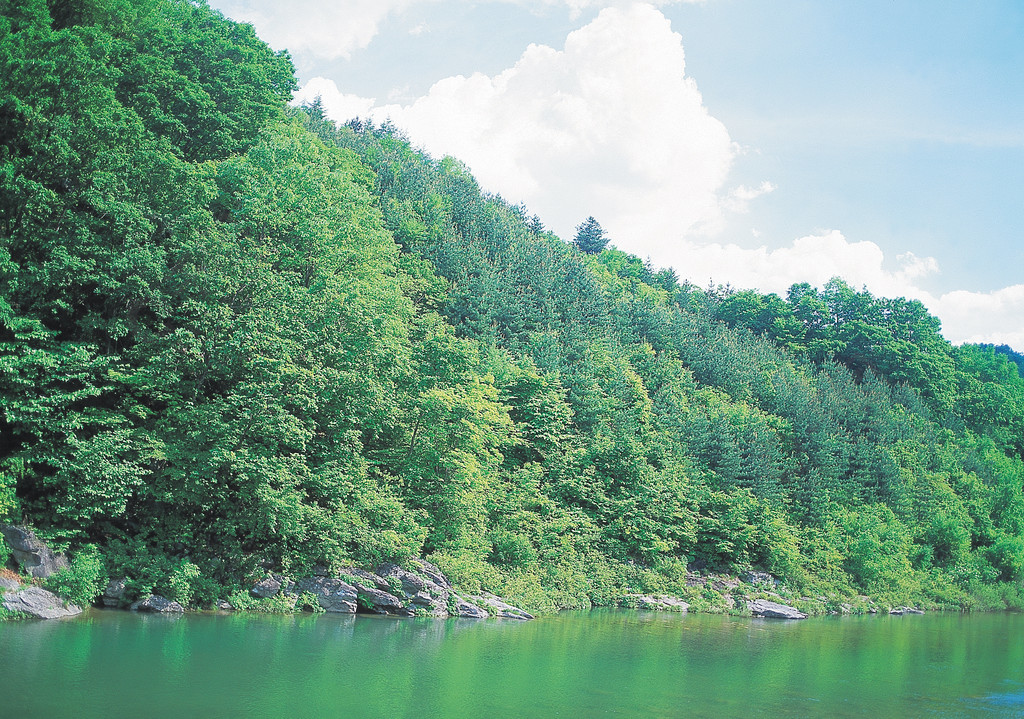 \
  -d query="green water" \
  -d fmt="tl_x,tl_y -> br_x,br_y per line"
2,610 -> 1022,718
